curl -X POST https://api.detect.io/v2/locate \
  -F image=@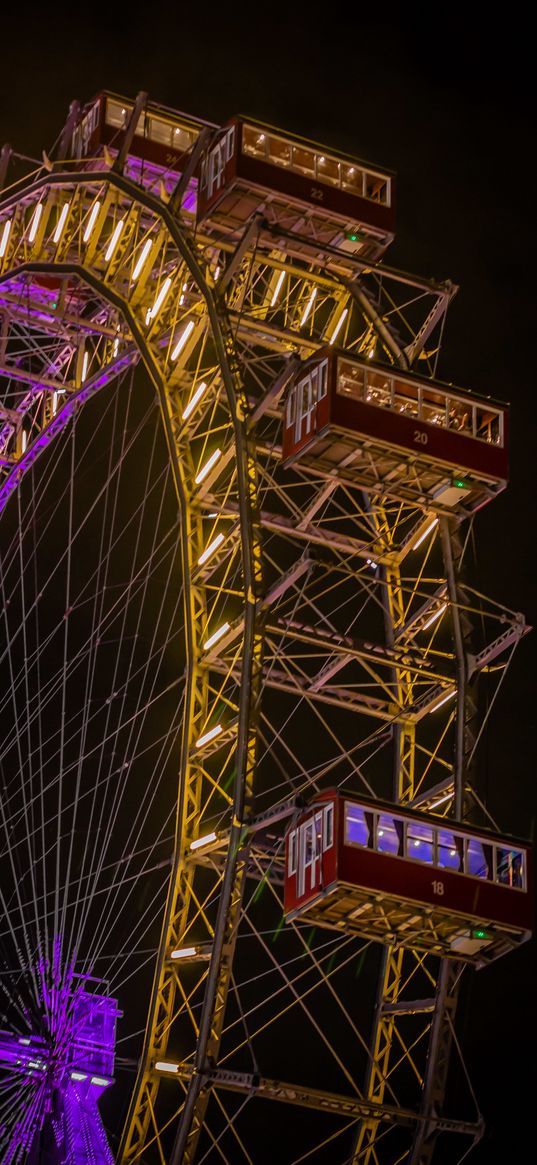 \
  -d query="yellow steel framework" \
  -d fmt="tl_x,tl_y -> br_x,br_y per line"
0,105 -> 527,1165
